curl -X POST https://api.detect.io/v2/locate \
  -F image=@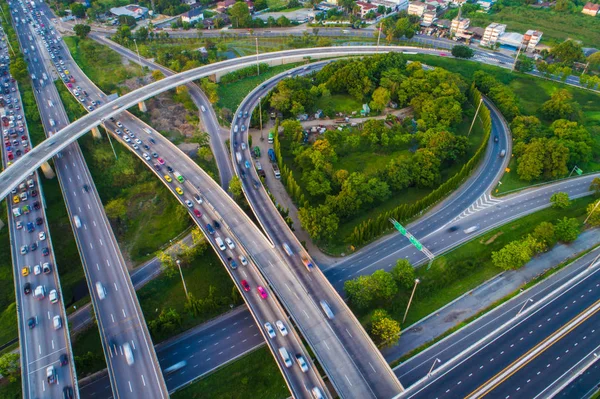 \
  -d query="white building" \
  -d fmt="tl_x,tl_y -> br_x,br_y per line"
408,1 -> 427,16
480,22 -> 506,47
371,0 -> 409,11
421,10 -> 436,26
181,7 -> 204,23
450,16 -> 469,36
522,29 -> 543,52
